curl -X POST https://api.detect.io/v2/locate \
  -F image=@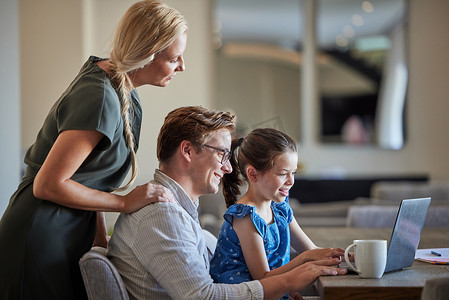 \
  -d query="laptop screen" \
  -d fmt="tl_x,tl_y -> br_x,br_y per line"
384,197 -> 431,272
